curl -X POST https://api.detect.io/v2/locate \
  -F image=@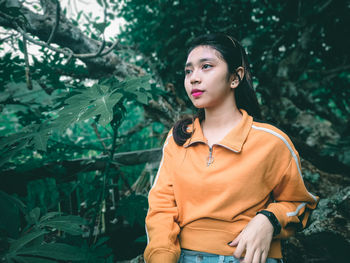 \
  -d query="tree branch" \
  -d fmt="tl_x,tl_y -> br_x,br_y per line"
0,0 -> 142,78
22,33 -> 33,90
46,0 -> 60,45
0,148 -> 162,195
